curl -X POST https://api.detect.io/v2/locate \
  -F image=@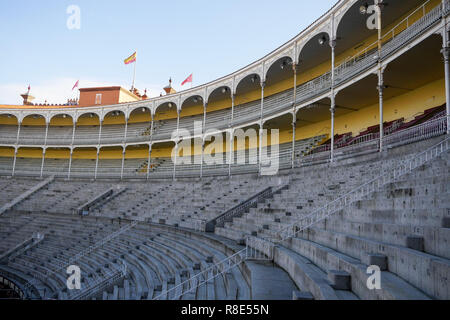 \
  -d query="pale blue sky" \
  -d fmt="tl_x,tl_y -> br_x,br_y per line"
0,0 -> 336,104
